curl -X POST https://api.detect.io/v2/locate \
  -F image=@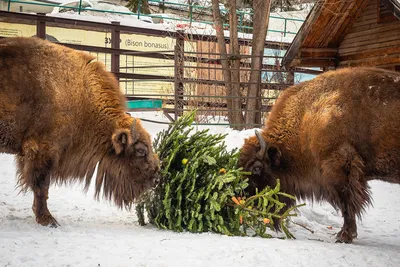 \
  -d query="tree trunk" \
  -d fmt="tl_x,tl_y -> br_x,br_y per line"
211,0 -> 244,129
245,0 -> 271,129
227,0 -> 245,129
